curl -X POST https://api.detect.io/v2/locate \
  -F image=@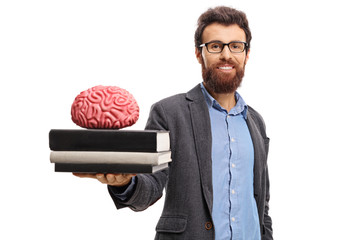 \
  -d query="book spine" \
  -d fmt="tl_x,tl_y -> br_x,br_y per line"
49,130 -> 161,152
50,151 -> 171,165
55,163 -> 168,174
